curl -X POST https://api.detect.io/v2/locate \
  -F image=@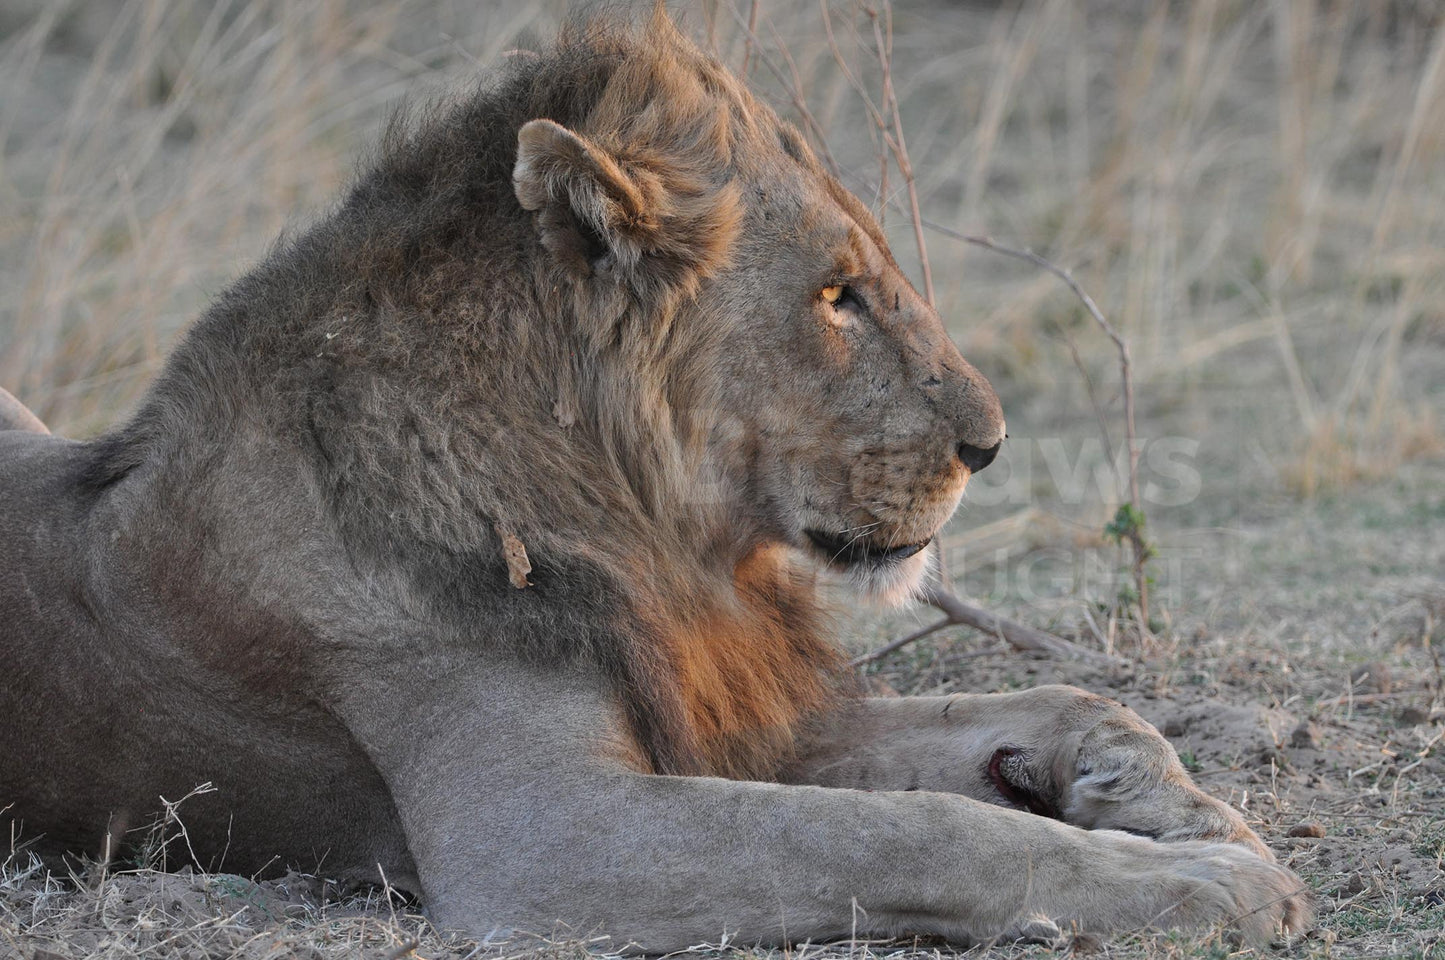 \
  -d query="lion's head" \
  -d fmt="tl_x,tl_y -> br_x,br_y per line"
511,16 -> 1004,605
